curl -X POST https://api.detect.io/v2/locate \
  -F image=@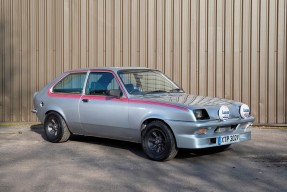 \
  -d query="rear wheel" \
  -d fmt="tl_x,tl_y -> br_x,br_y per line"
142,121 -> 178,161
44,112 -> 71,143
